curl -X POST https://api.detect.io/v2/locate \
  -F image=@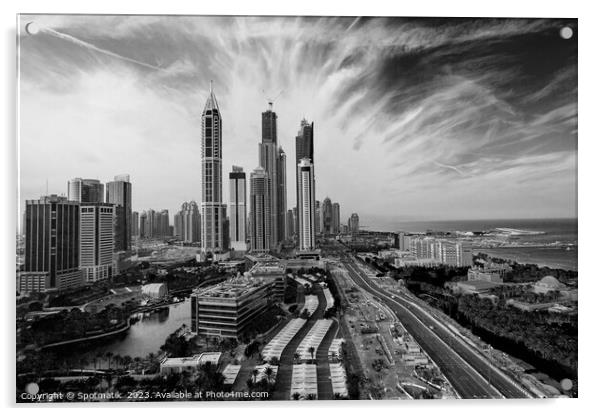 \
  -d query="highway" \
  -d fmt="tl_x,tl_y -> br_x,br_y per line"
325,242 -> 531,399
